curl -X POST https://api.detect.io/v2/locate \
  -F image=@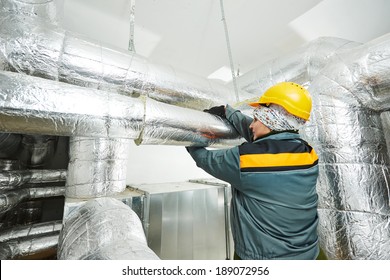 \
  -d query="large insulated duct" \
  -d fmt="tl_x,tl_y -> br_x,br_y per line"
0,7 -> 253,111
237,33 -> 390,259
0,70 -> 241,146
237,37 -> 361,98
57,197 -> 160,260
